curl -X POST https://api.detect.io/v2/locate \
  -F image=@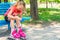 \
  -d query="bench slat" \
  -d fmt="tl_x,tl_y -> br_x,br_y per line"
0,17 -> 31,26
